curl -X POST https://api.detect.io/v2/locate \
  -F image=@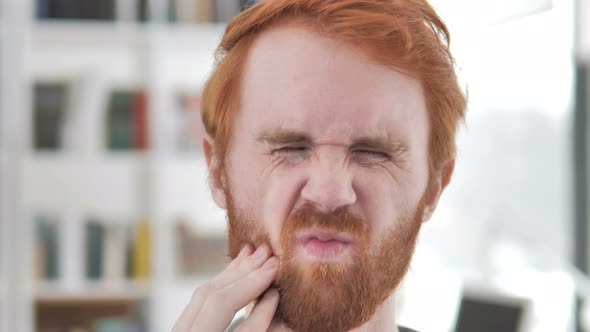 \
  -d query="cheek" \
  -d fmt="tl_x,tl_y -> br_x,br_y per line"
354,165 -> 426,239
260,167 -> 307,251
